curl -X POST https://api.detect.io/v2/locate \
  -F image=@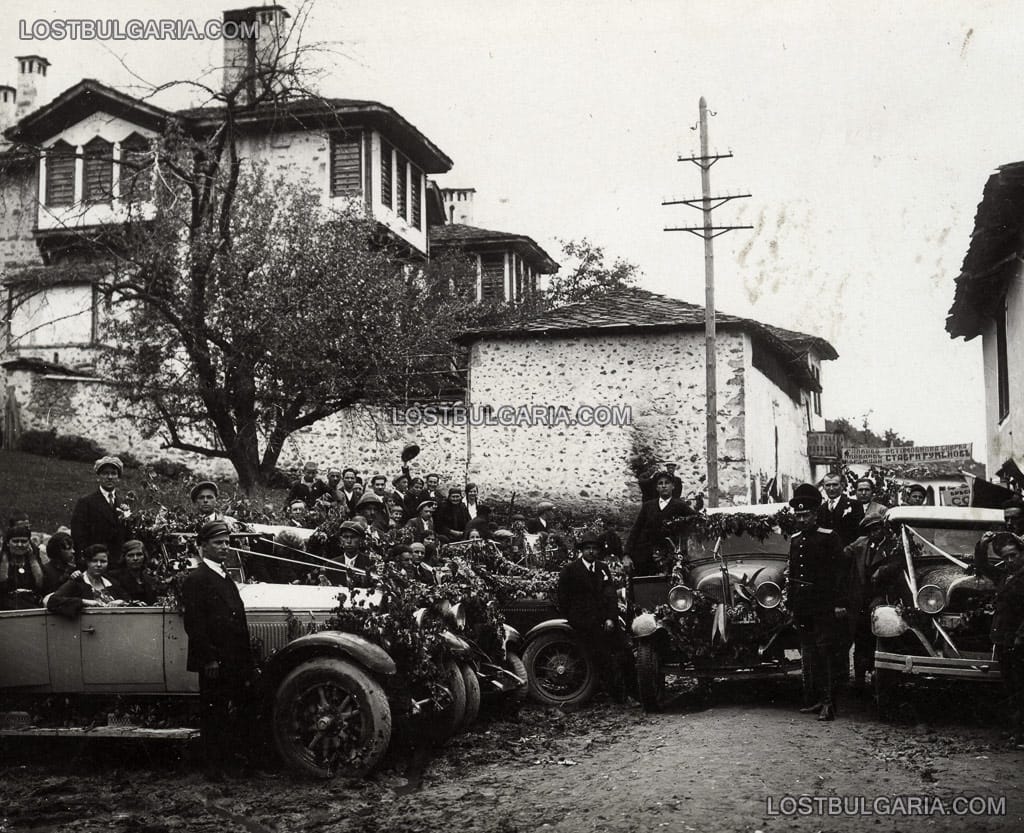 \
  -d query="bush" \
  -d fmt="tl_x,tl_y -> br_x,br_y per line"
150,458 -> 194,480
265,466 -> 292,489
17,428 -> 58,456
116,451 -> 143,470
52,434 -> 108,463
